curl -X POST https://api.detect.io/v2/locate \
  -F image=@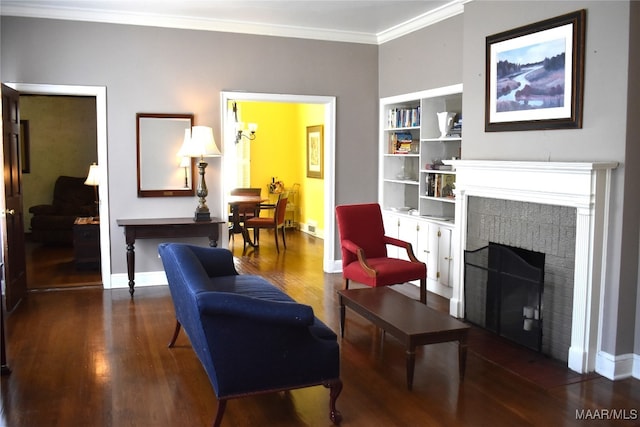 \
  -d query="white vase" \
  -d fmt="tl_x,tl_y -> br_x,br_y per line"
437,112 -> 456,138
